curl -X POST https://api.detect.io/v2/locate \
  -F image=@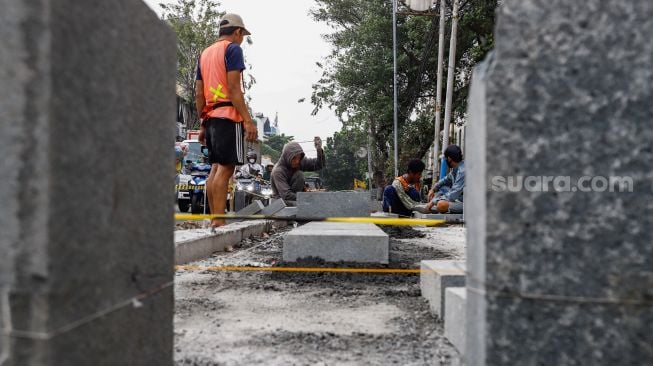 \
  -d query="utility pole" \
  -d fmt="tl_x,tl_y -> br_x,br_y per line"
367,123 -> 374,198
440,0 -> 459,179
392,0 -> 399,178
432,0 -> 446,185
